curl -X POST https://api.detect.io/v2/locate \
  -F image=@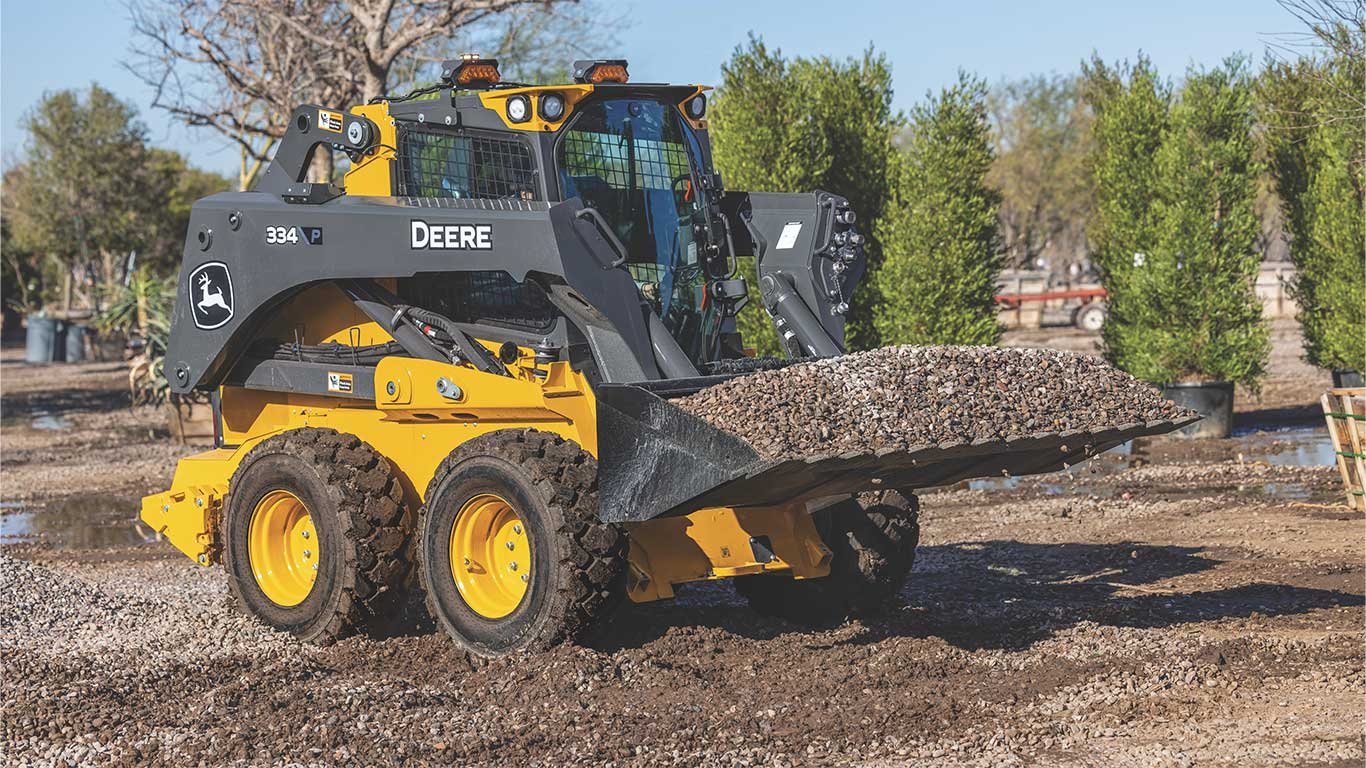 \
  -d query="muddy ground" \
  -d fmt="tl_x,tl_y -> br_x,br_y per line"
1,320 -> 1361,767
